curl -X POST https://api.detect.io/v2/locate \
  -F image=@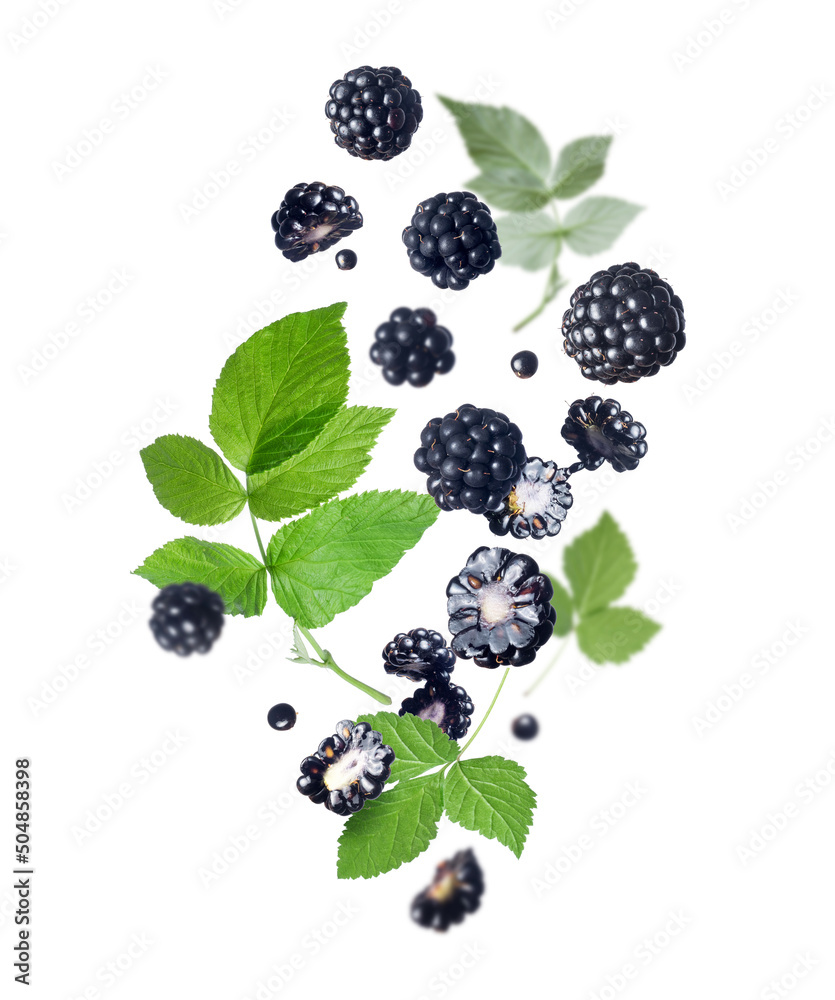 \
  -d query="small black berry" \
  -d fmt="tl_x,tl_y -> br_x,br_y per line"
486,458 -> 573,540
561,396 -> 647,473
149,583 -> 225,656
411,849 -> 484,931
399,679 -> 474,741
267,703 -> 297,731
383,628 -> 456,683
511,350 -> 538,379
326,66 -> 423,161
370,307 -> 454,387
512,714 -> 539,740
272,182 -> 362,262
336,249 -> 357,270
